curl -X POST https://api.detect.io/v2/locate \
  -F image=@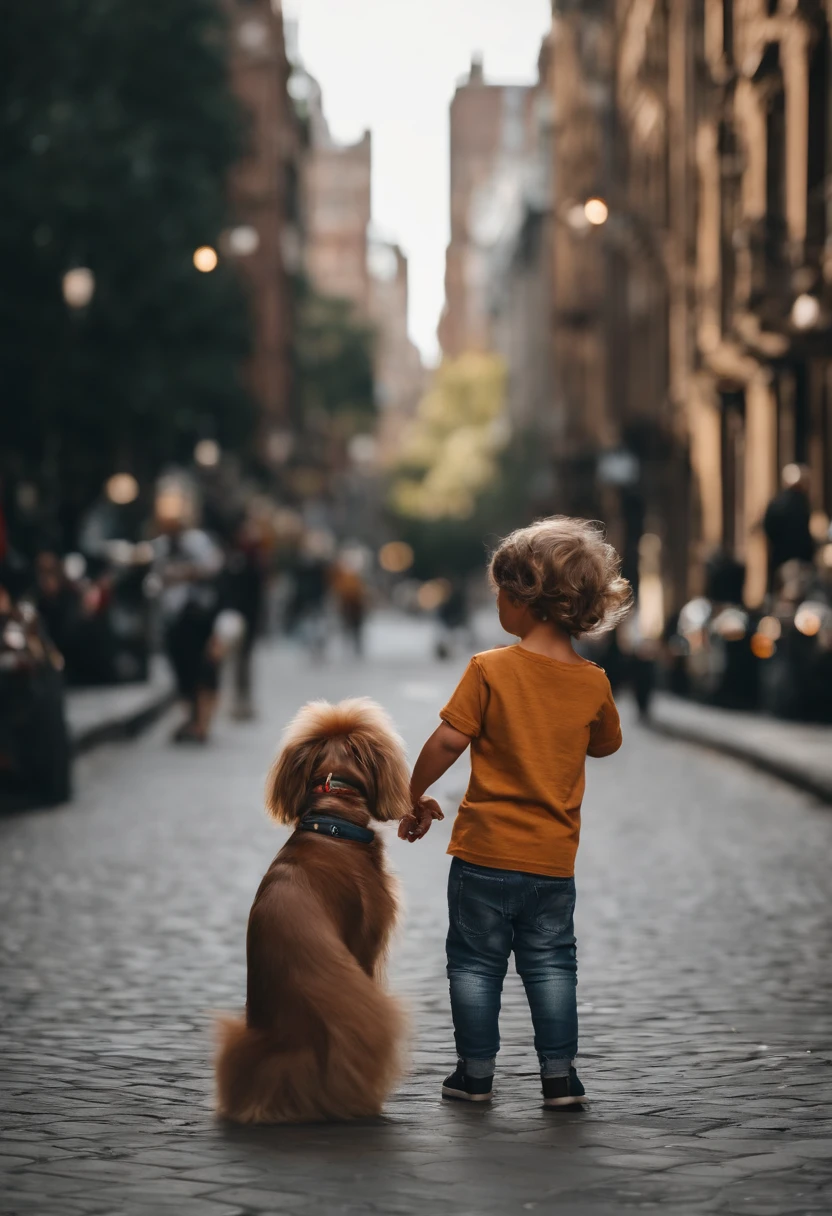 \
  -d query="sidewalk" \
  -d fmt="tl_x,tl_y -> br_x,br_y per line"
65,656 -> 174,753
649,691 -> 832,803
